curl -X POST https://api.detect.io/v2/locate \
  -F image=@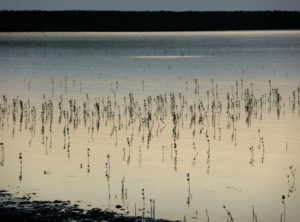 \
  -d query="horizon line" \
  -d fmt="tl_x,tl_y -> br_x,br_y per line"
1,10 -> 300,12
